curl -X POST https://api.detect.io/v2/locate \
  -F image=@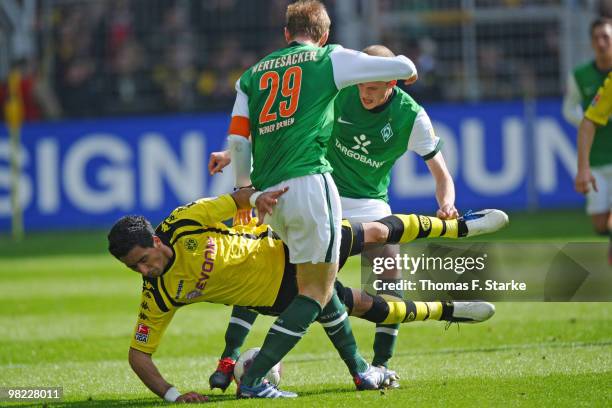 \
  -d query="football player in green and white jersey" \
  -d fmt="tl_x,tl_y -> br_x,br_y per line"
222,0 -> 418,398
208,45 -> 462,391
327,44 -> 457,375
563,18 -> 612,261
329,45 -> 457,223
